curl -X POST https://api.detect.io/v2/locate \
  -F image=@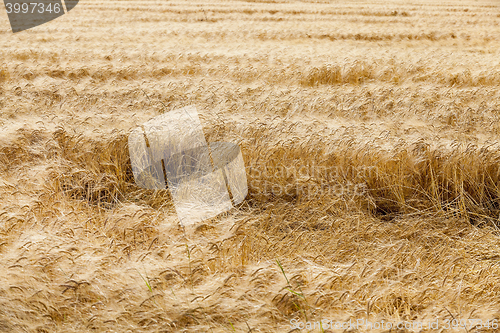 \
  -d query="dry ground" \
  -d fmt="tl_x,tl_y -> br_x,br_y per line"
2,0 -> 500,332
